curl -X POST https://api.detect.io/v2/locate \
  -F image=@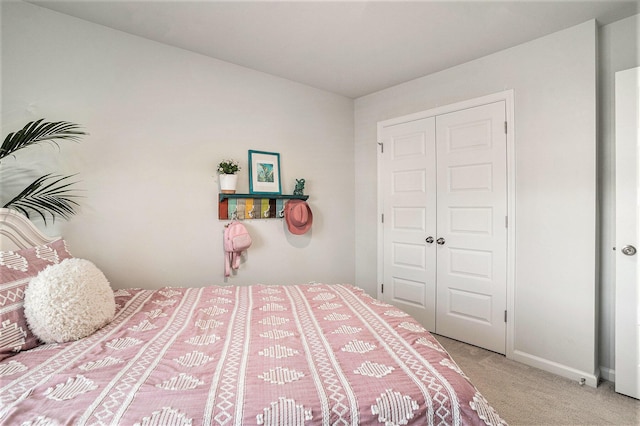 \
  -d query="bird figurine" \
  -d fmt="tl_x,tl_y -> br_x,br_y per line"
293,178 -> 305,196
